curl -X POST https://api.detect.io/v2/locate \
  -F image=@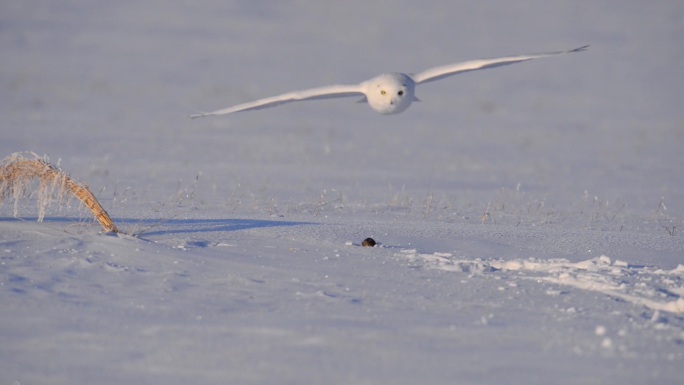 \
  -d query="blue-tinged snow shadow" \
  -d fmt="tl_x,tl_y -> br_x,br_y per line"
115,218 -> 313,237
